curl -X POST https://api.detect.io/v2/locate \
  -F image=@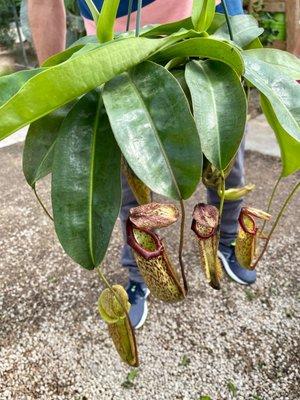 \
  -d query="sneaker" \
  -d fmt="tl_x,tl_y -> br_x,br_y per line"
126,281 -> 150,329
218,243 -> 257,285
